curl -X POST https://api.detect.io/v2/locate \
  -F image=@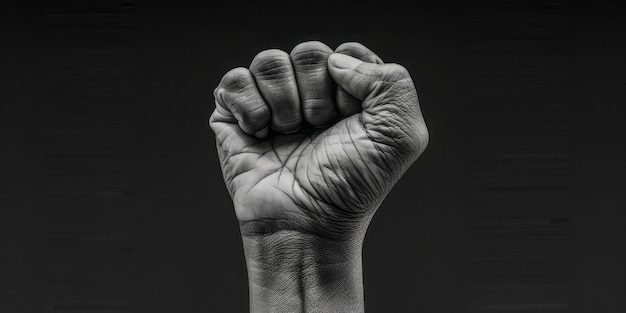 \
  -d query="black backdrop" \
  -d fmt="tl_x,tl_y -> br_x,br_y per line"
1,1 -> 625,312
